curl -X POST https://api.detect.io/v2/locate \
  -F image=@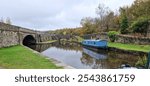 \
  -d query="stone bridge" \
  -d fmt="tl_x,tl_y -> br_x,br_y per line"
0,22 -> 53,48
